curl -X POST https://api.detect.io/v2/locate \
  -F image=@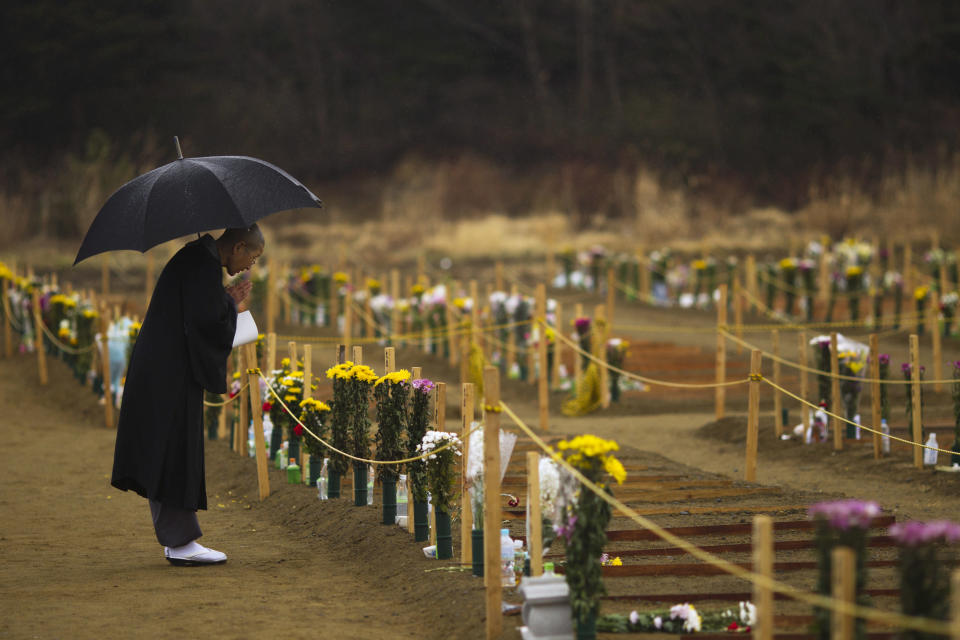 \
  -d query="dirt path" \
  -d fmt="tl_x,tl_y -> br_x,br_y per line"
0,355 -> 488,640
